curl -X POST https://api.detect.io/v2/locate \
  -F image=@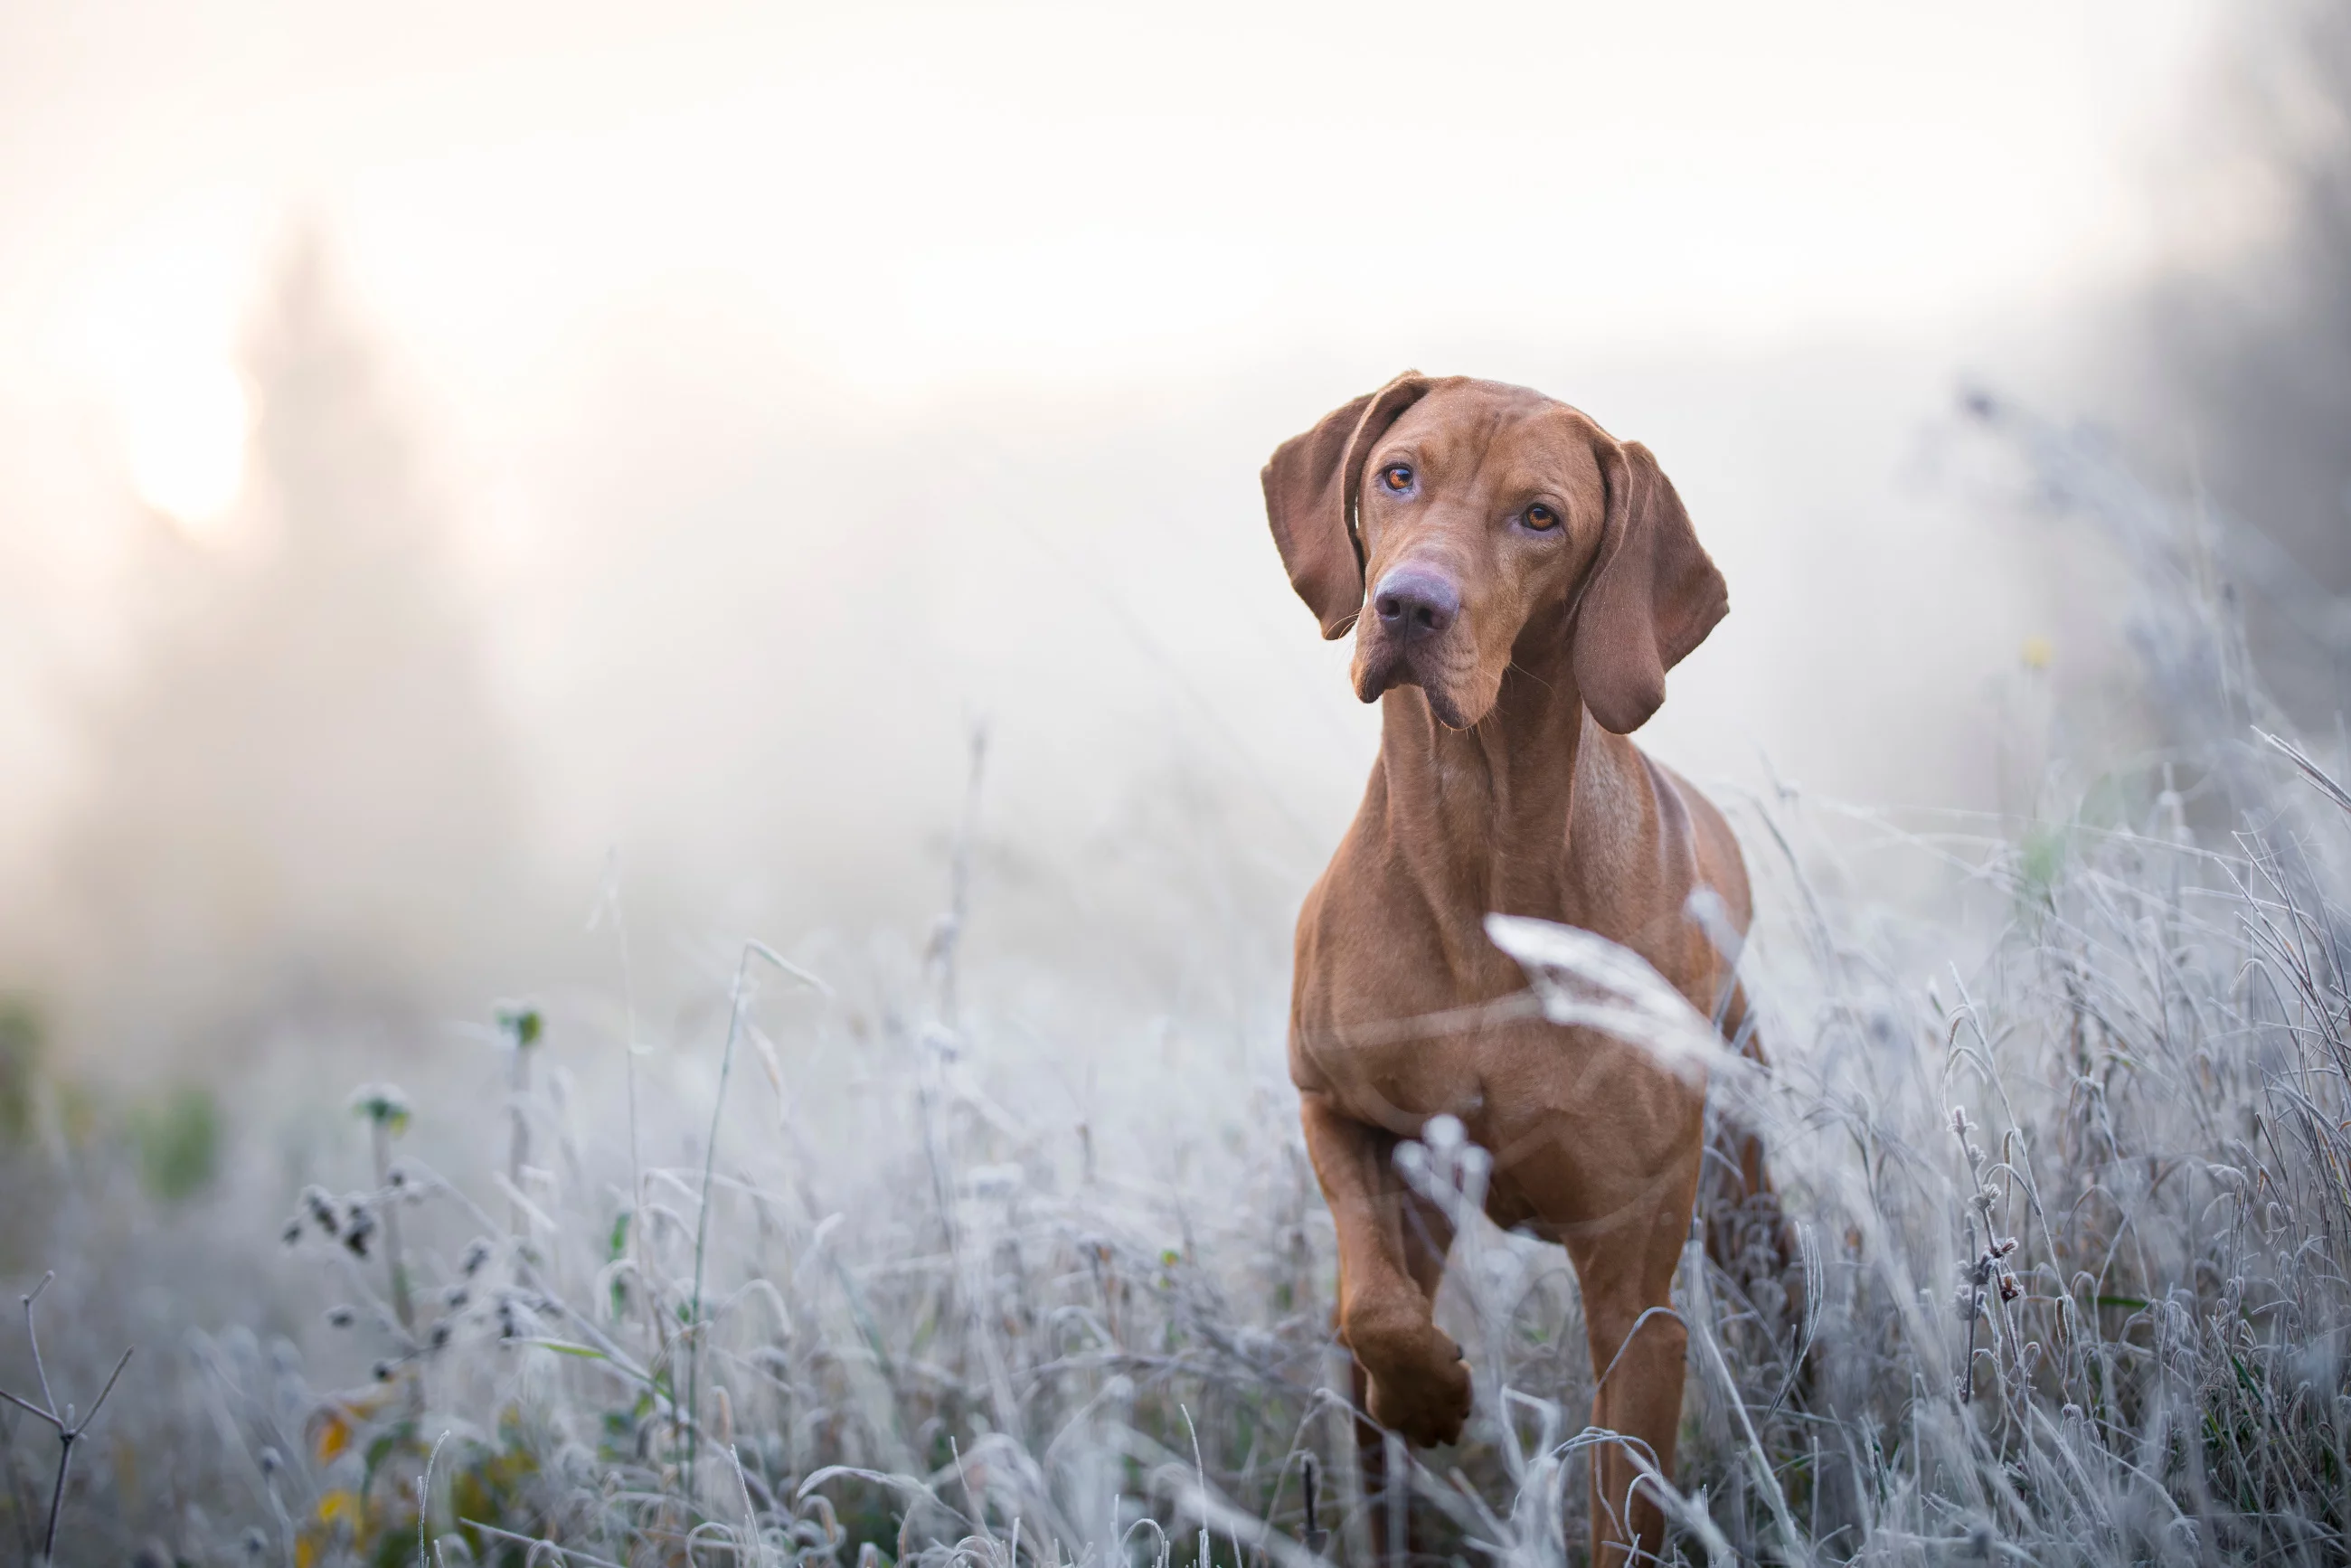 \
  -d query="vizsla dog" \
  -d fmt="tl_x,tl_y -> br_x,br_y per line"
1265,373 -> 1770,1567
